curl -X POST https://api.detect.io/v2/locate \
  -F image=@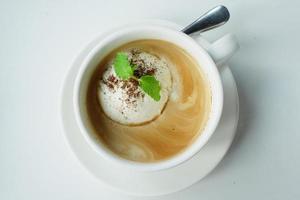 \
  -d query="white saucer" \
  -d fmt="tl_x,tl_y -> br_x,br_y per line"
60,20 -> 239,197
